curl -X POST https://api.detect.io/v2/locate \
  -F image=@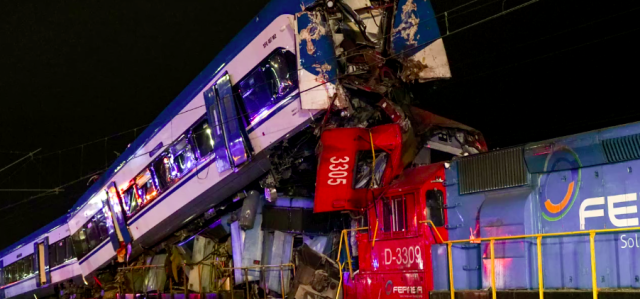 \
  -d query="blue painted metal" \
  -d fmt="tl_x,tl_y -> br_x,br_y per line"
204,85 -> 232,173
214,73 -> 249,167
441,122 -> 640,290
478,188 -> 535,290
33,242 -> 40,288
391,0 -> 442,57
43,238 -> 50,285
0,260 -> 4,299
524,122 -> 640,173
105,182 -> 131,244
296,10 -> 338,81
